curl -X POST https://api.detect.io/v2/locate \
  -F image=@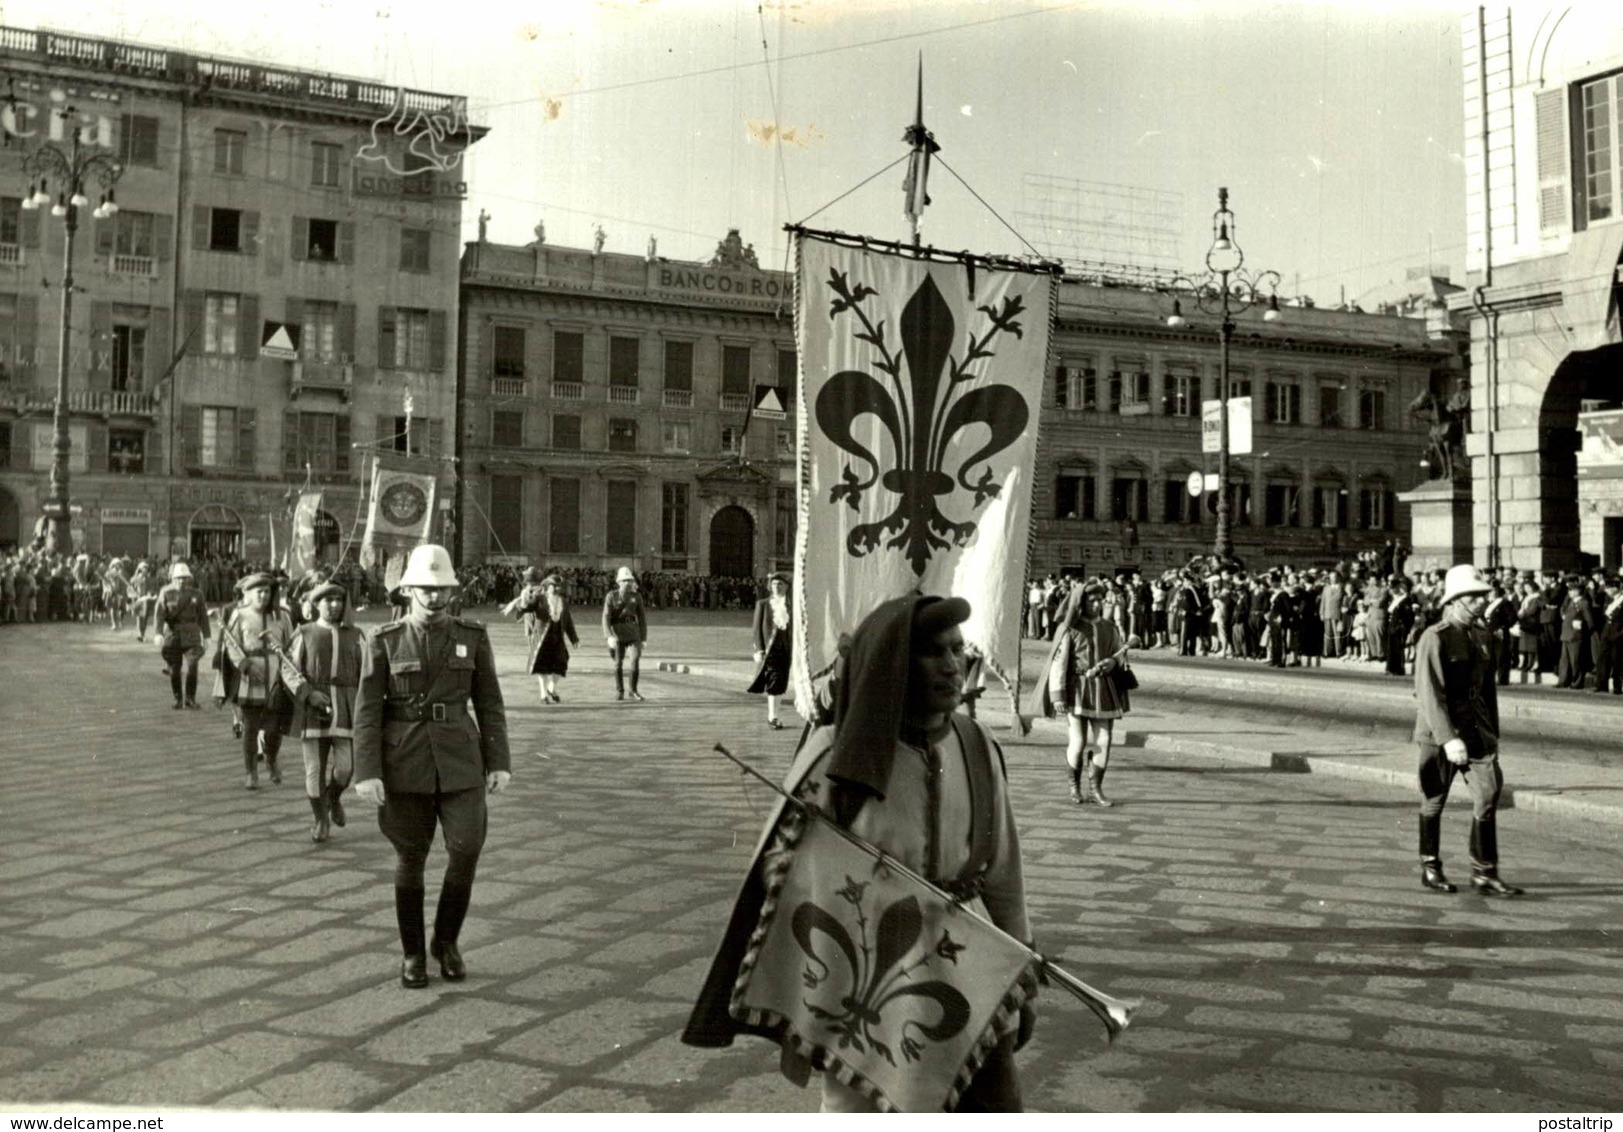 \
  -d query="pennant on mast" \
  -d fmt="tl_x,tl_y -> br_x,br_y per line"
900,54 -> 939,242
